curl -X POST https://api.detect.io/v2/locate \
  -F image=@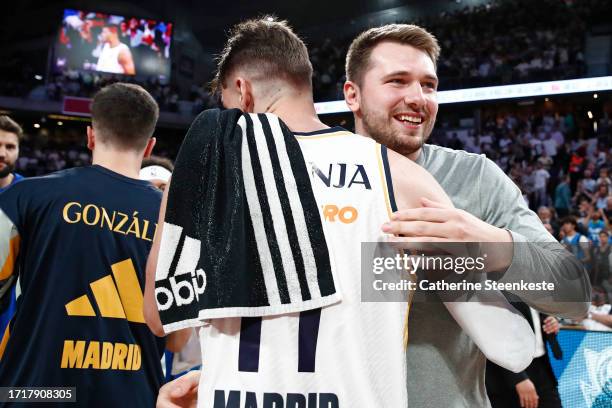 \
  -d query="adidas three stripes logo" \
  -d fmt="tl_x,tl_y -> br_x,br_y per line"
65,258 -> 145,323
